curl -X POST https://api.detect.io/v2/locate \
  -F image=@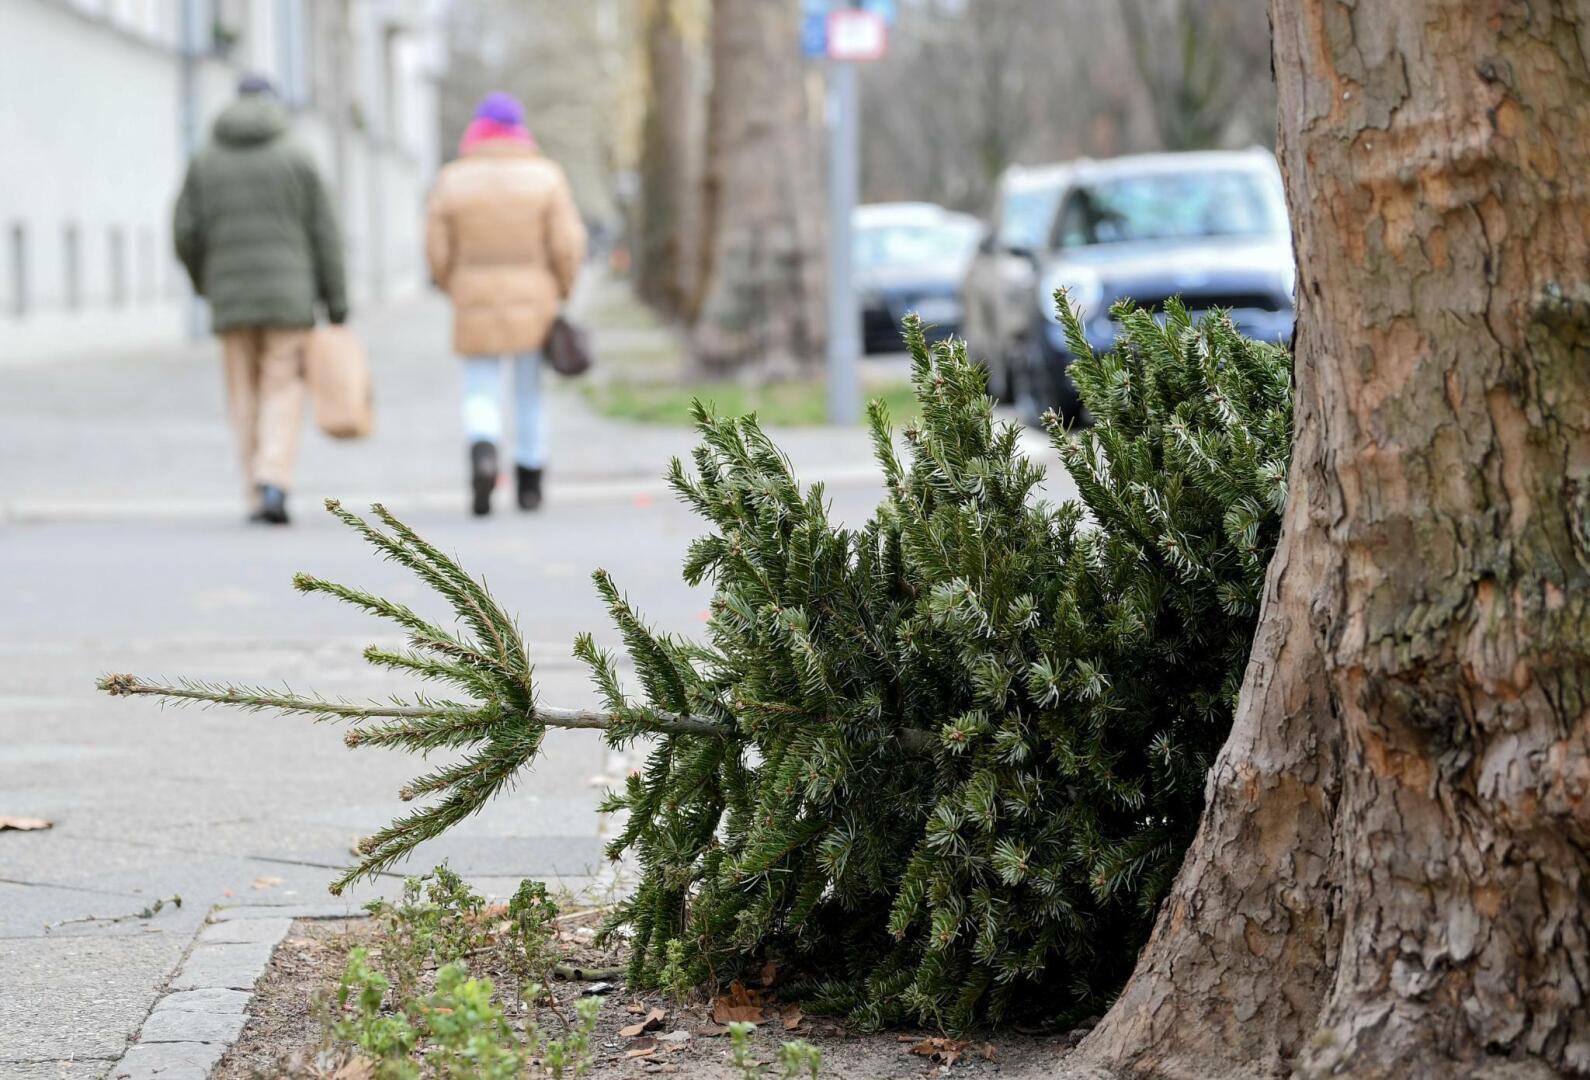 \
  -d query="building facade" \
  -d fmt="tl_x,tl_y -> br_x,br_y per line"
0,0 -> 443,362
